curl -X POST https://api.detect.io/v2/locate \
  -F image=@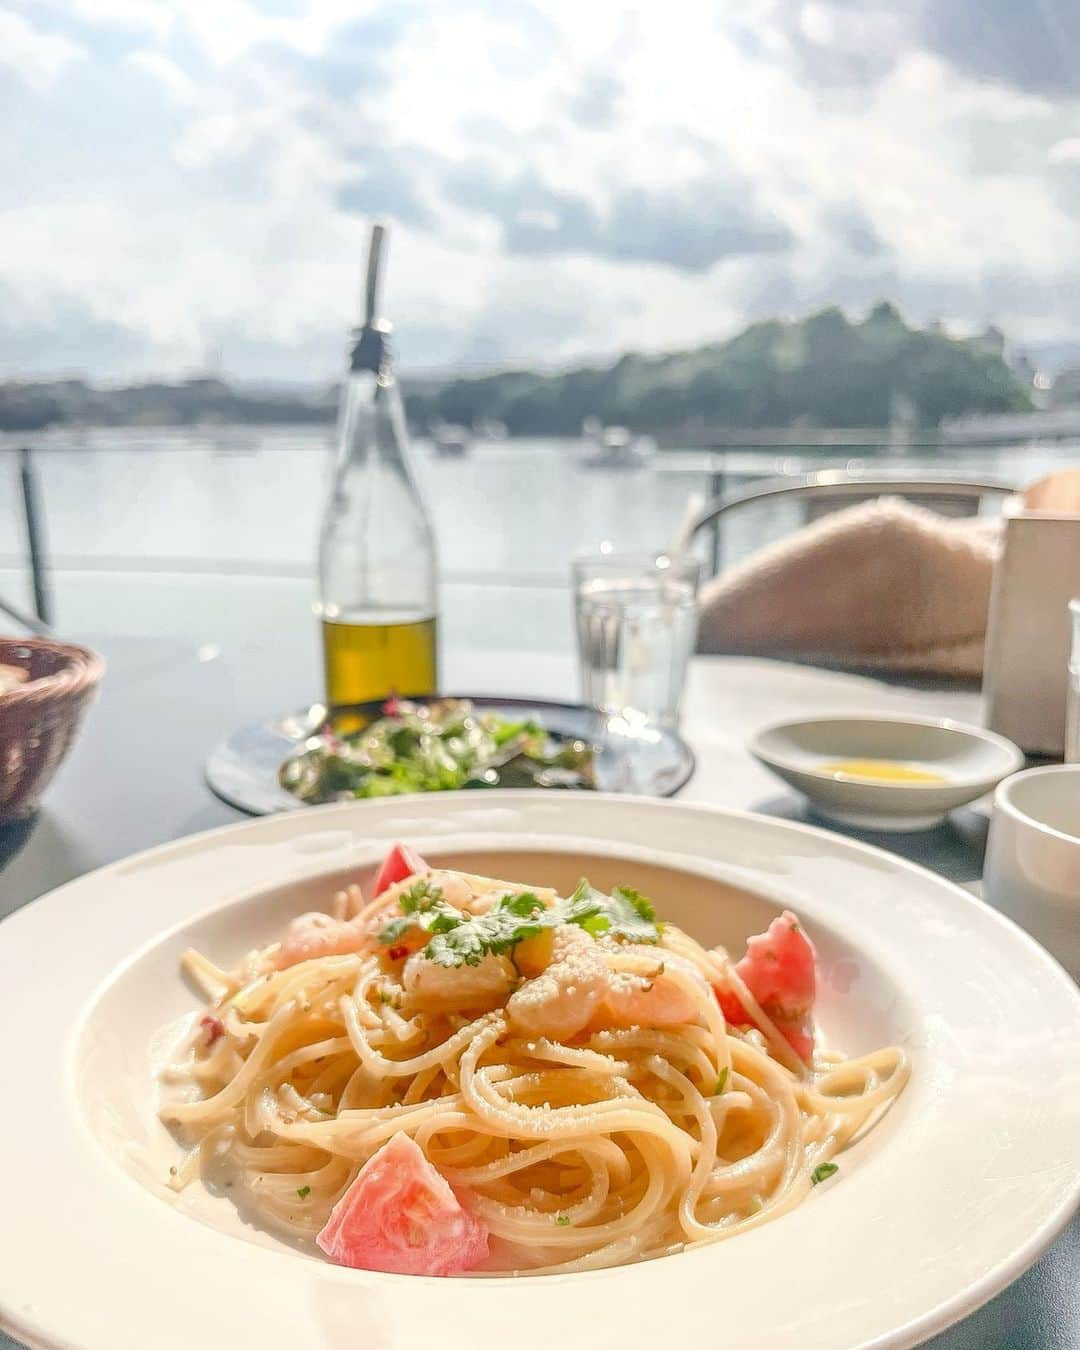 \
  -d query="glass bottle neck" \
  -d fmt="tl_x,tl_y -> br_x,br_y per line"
334,365 -> 411,474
